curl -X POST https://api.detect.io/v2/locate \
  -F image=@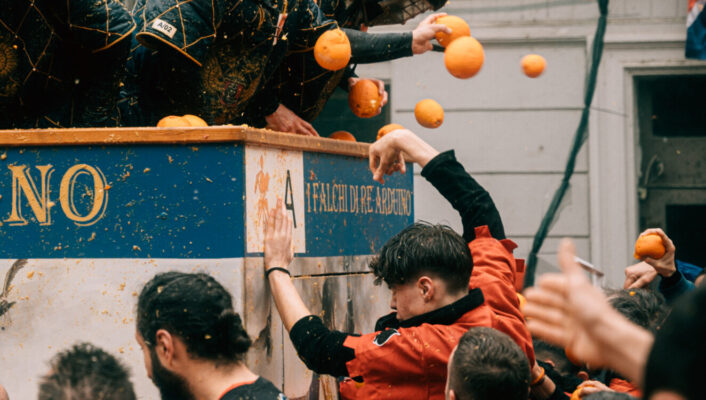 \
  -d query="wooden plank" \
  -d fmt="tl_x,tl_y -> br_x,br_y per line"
0,126 -> 370,158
